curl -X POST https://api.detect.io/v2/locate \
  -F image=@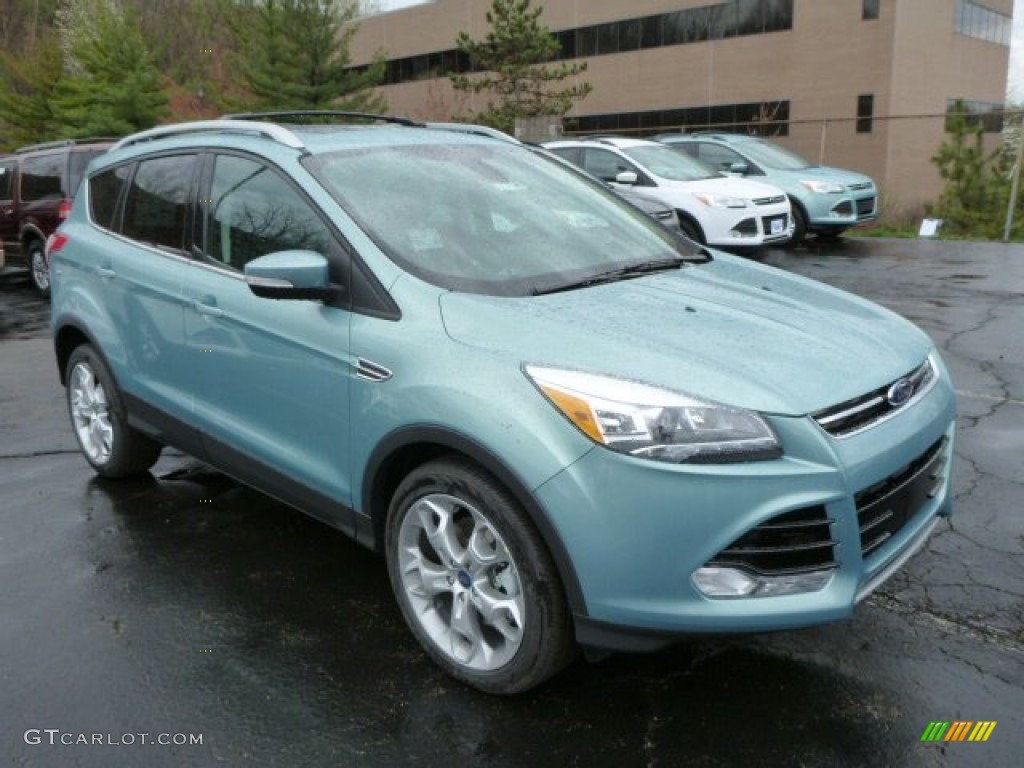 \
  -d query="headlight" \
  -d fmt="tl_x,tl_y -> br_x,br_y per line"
694,193 -> 748,209
525,366 -> 781,463
801,180 -> 845,194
